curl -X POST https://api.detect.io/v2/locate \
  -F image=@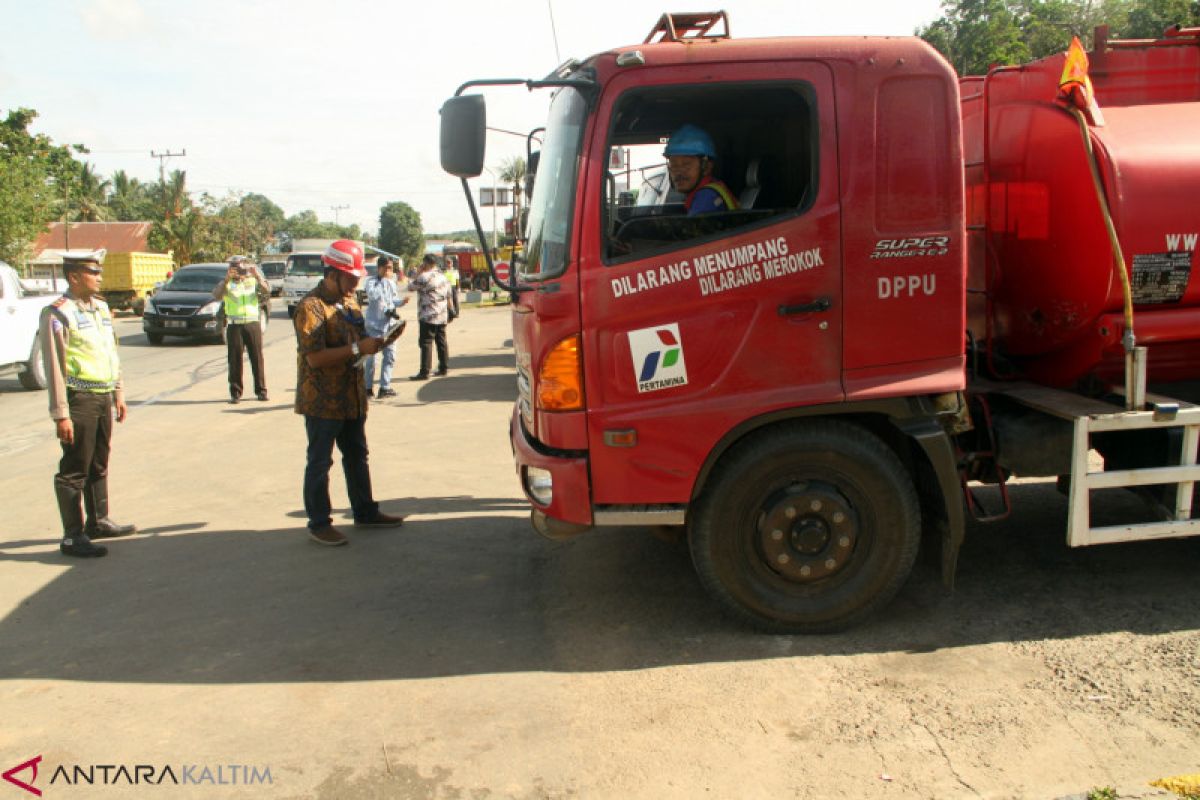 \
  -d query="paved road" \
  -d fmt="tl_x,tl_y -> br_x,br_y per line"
0,302 -> 1196,799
